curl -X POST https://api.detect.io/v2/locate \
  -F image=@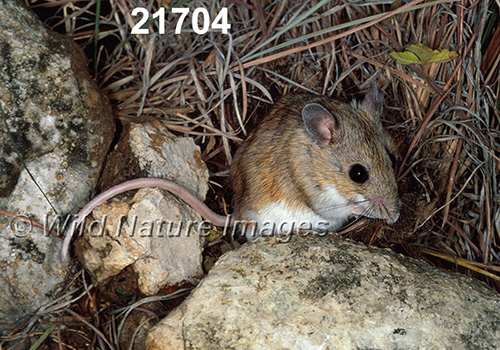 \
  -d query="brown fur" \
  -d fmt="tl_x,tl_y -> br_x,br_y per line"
231,88 -> 399,223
